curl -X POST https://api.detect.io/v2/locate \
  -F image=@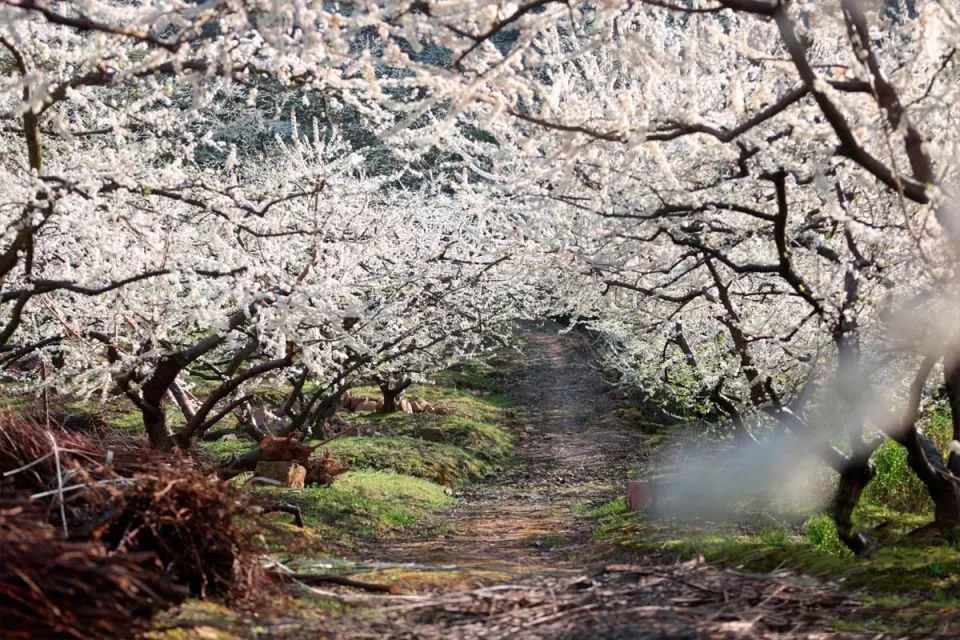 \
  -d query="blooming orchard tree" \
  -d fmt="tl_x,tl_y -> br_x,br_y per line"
0,0 -> 405,358
0,1 -> 537,451
3,1 -> 960,547
351,0 -> 960,547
